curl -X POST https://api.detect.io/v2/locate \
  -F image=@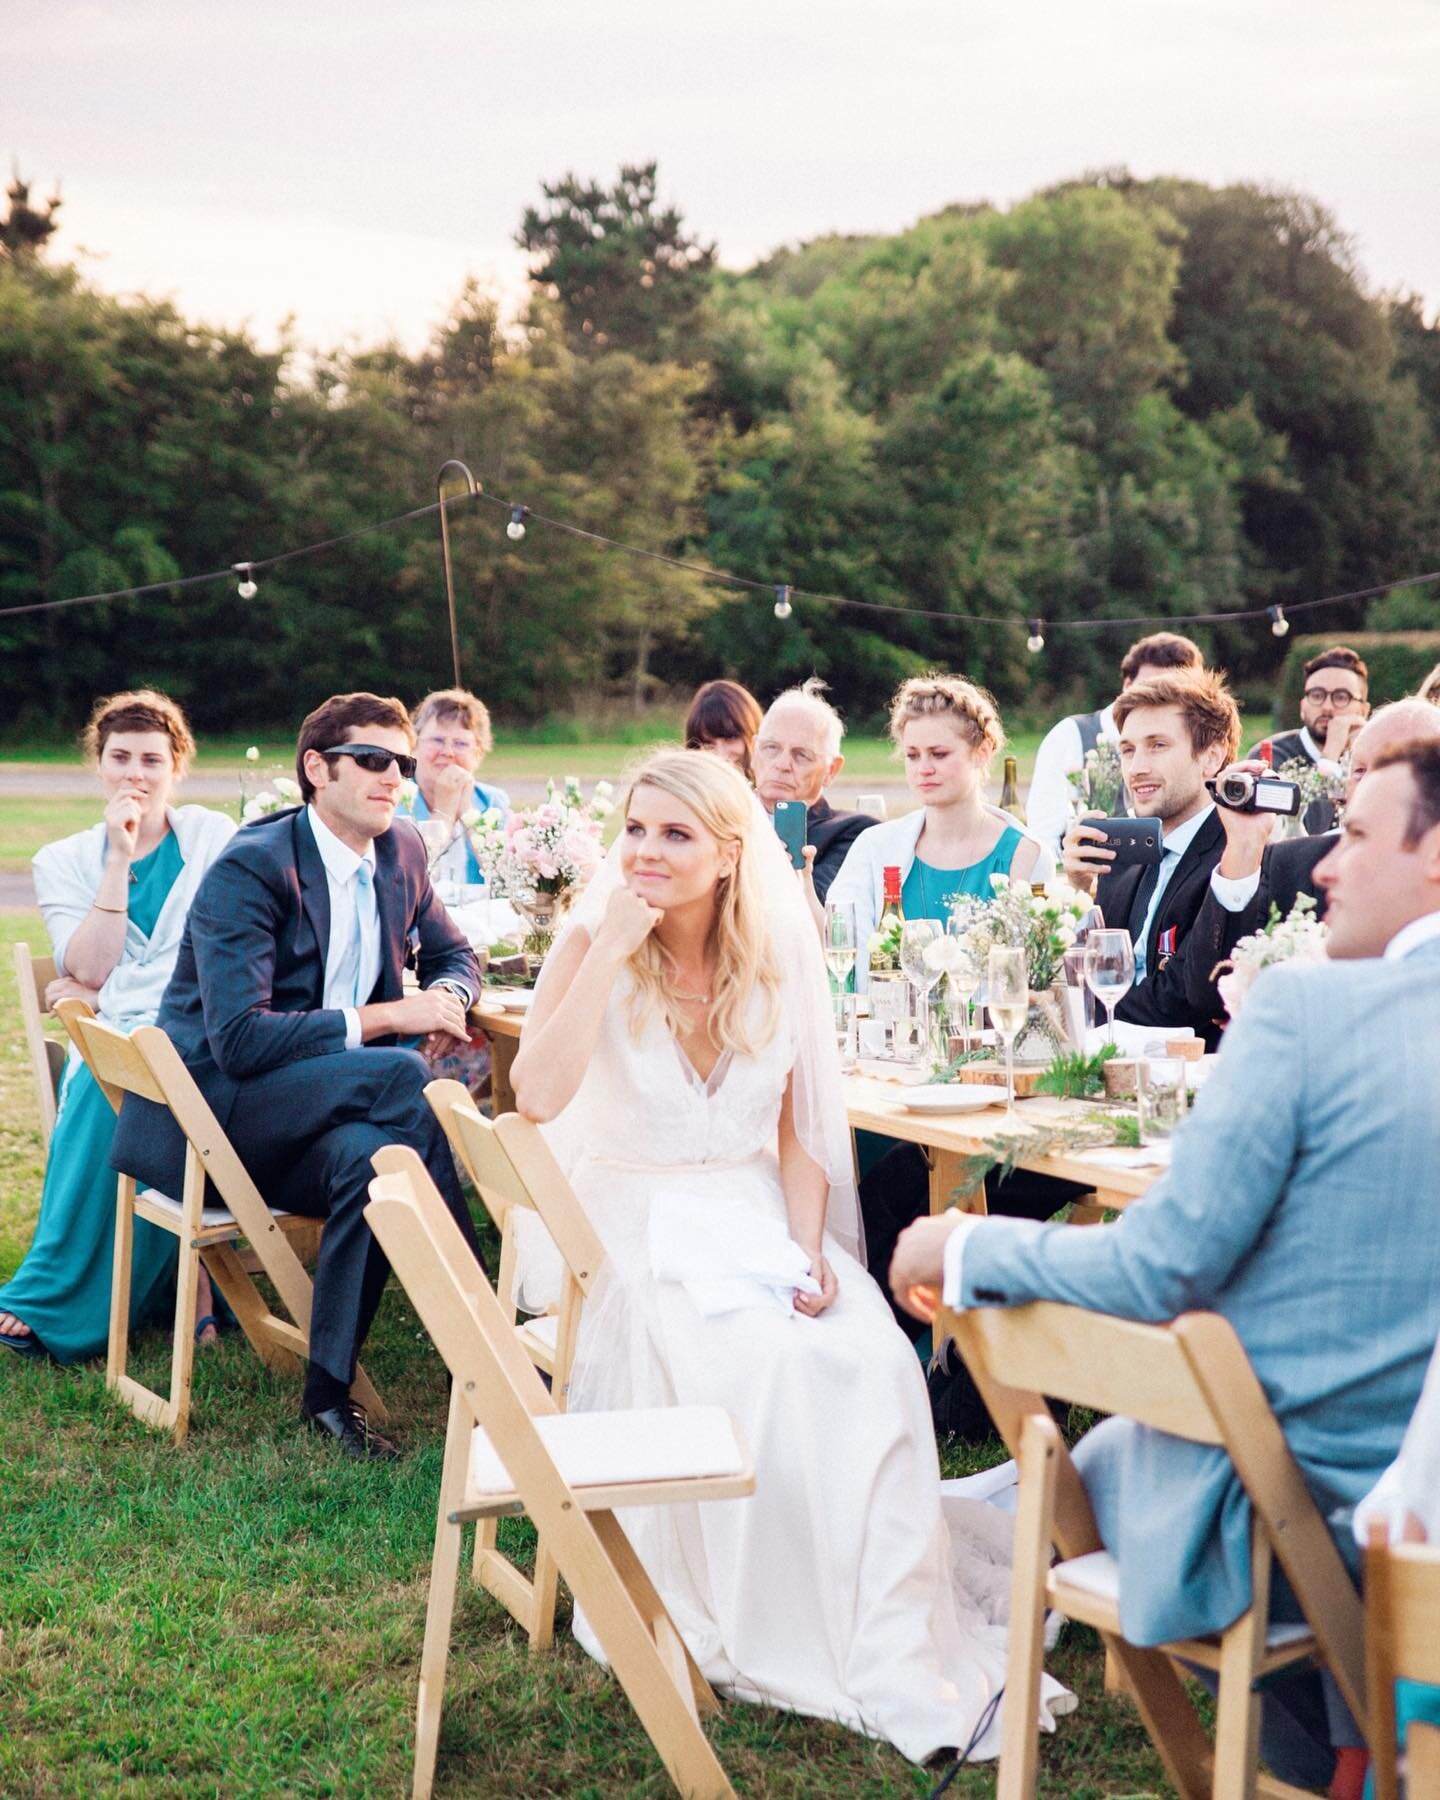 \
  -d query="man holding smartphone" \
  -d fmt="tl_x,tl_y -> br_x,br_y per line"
1062,669 -> 1239,1045
752,679 -> 877,901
